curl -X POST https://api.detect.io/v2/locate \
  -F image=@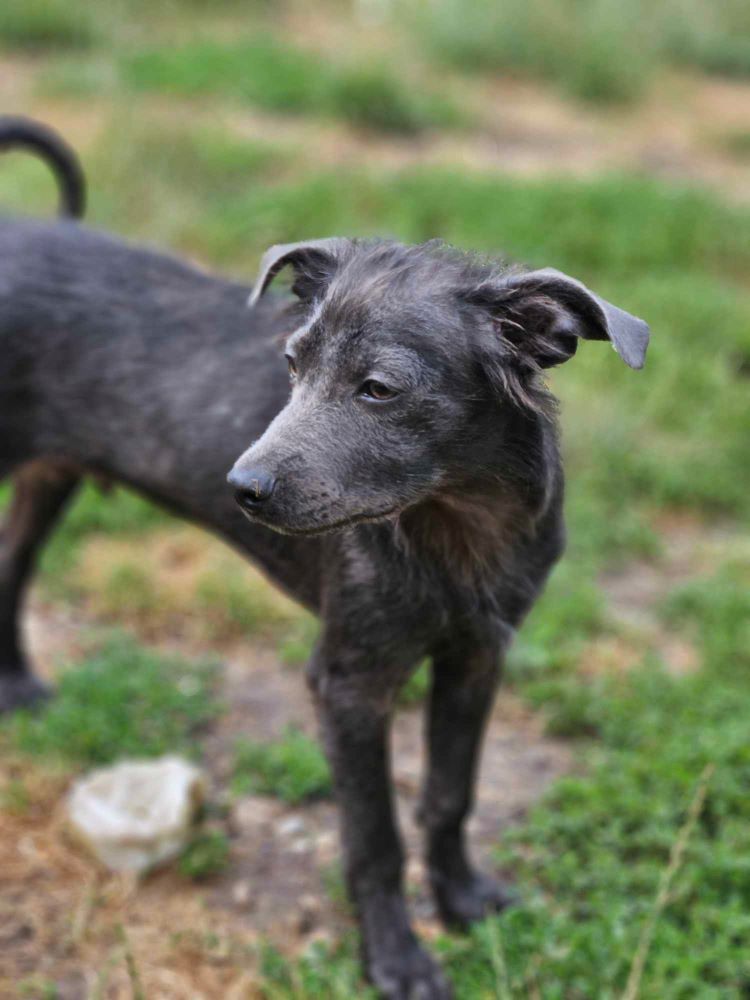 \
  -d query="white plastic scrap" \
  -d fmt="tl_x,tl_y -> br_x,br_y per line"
67,756 -> 207,874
